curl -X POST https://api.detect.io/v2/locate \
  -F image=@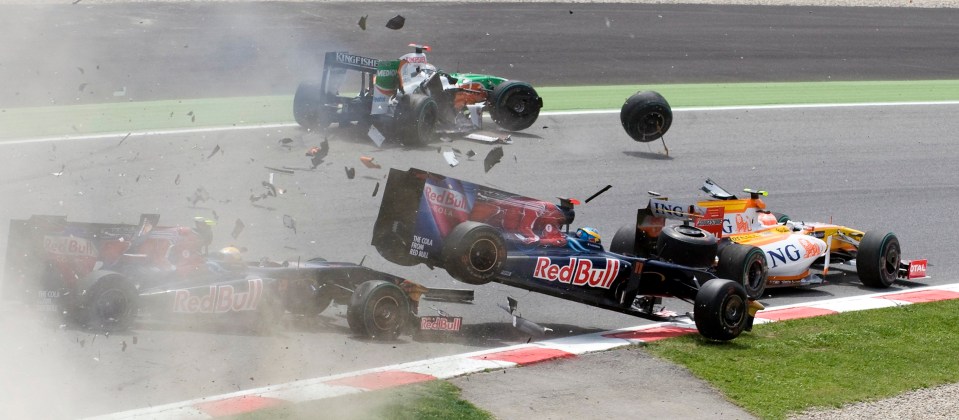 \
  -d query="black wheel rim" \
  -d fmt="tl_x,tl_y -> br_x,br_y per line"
94,288 -> 130,324
746,259 -> 765,292
883,244 -> 900,278
468,238 -> 499,272
640,111 -> 667,137
721,294 -> 745,328
371,295 -> 401,332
